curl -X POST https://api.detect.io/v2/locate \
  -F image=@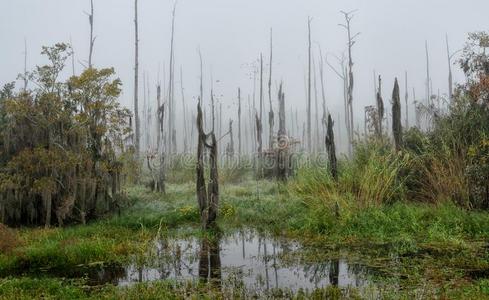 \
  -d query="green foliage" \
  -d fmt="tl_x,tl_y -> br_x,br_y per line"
0,44 -> 132,226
